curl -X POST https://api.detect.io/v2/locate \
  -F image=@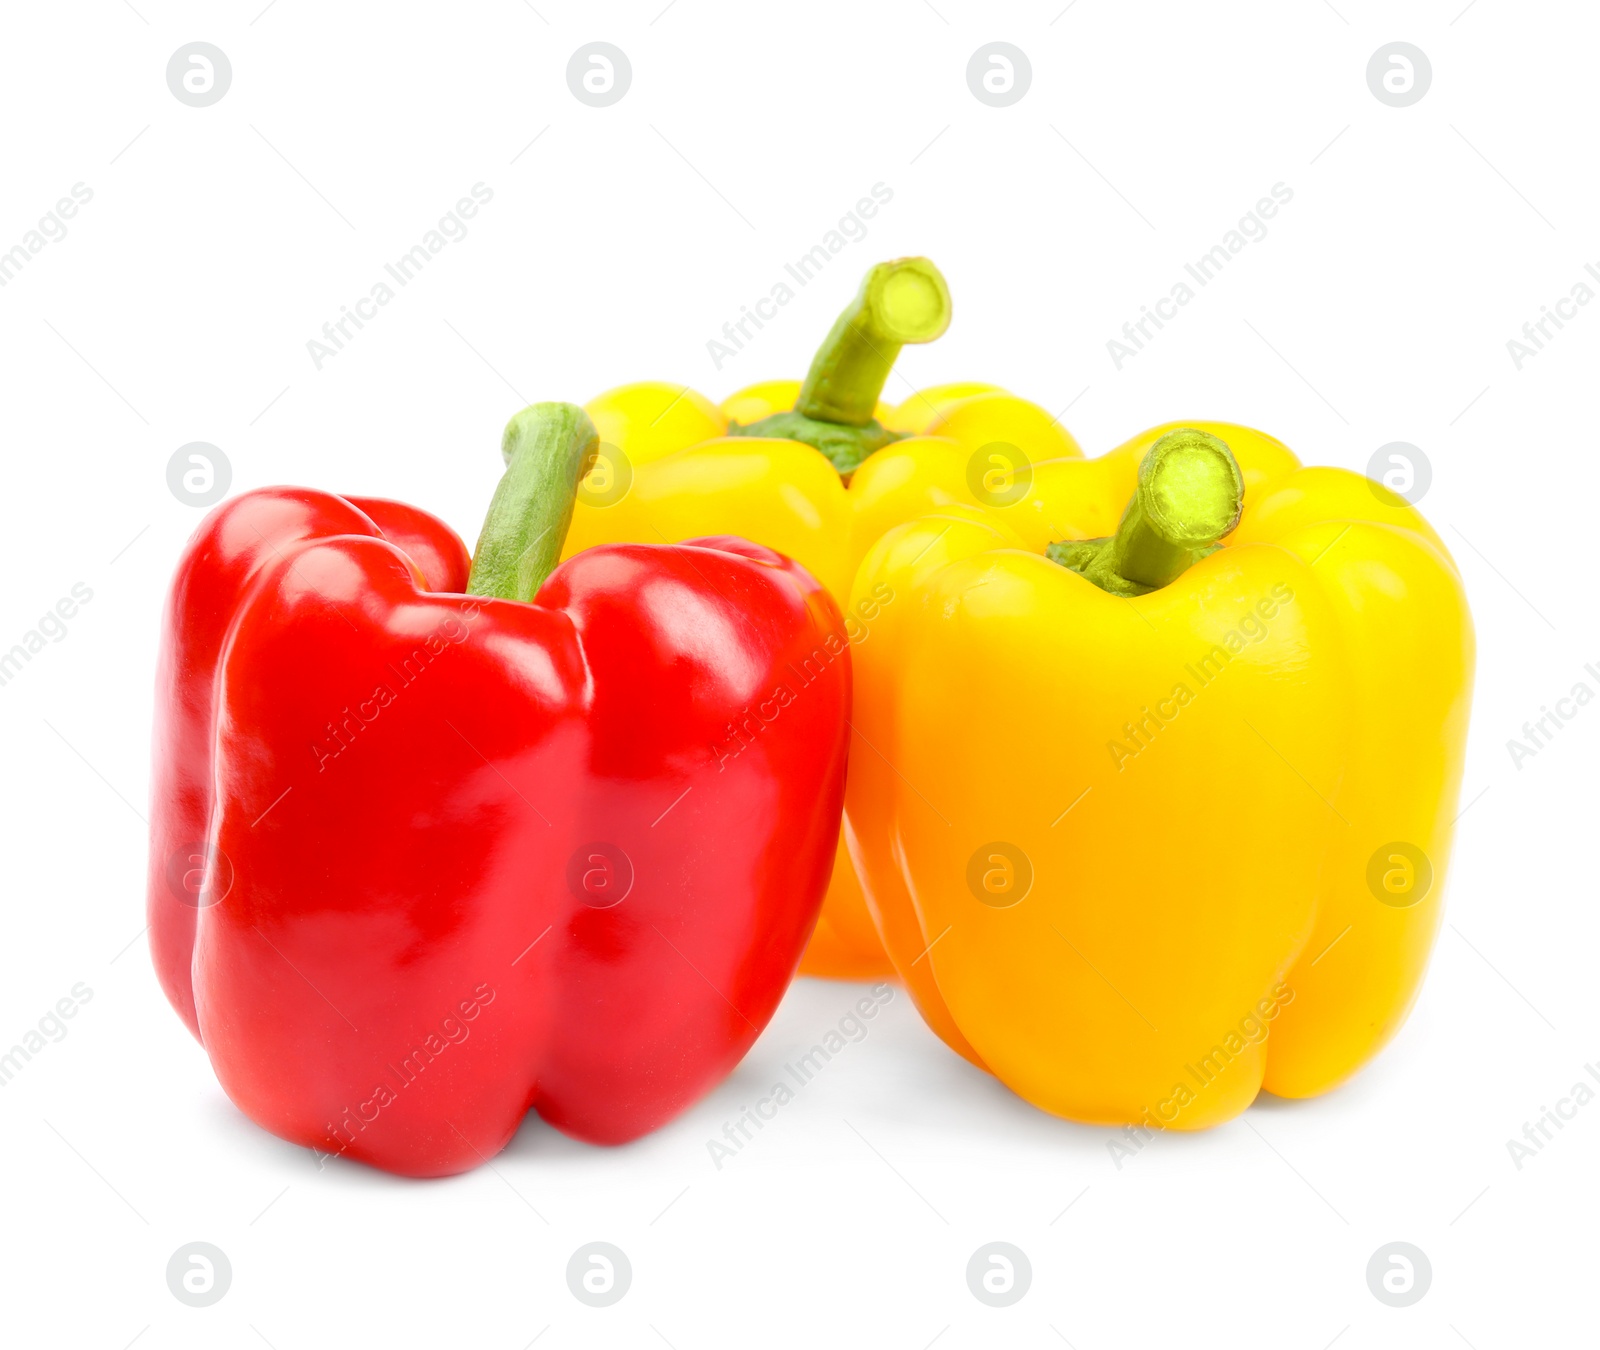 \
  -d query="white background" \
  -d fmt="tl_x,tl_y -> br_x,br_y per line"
0,1 -> 1594,1346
